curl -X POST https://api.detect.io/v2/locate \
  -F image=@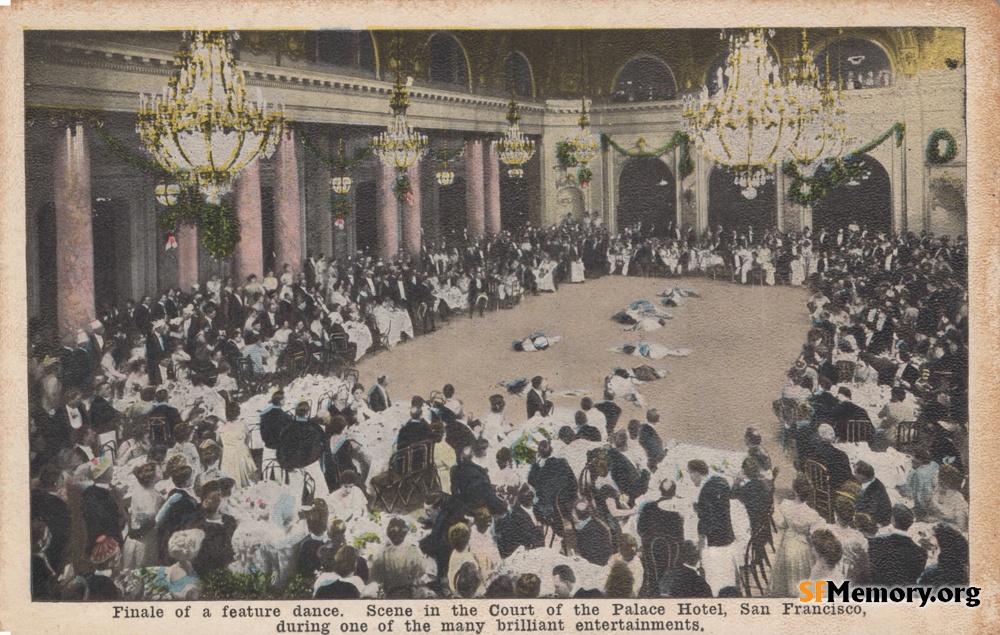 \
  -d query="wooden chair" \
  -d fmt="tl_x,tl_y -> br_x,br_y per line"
100,439 -> 118,462
486,280 -> 501,311
148,415 -> 170,446
415,302 -> 428,333
641,533 -> 680,594
235,357 -> 262,394
371,441 -> 440,512
895,420 -> 920,451
473,293 -> 489,318
301,471 -> 317,505
261,459 -> 288,484
244,422 -> 262,450
803,459 -> 834,522
846,419 -> 873,444
740,521 -> 773,597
